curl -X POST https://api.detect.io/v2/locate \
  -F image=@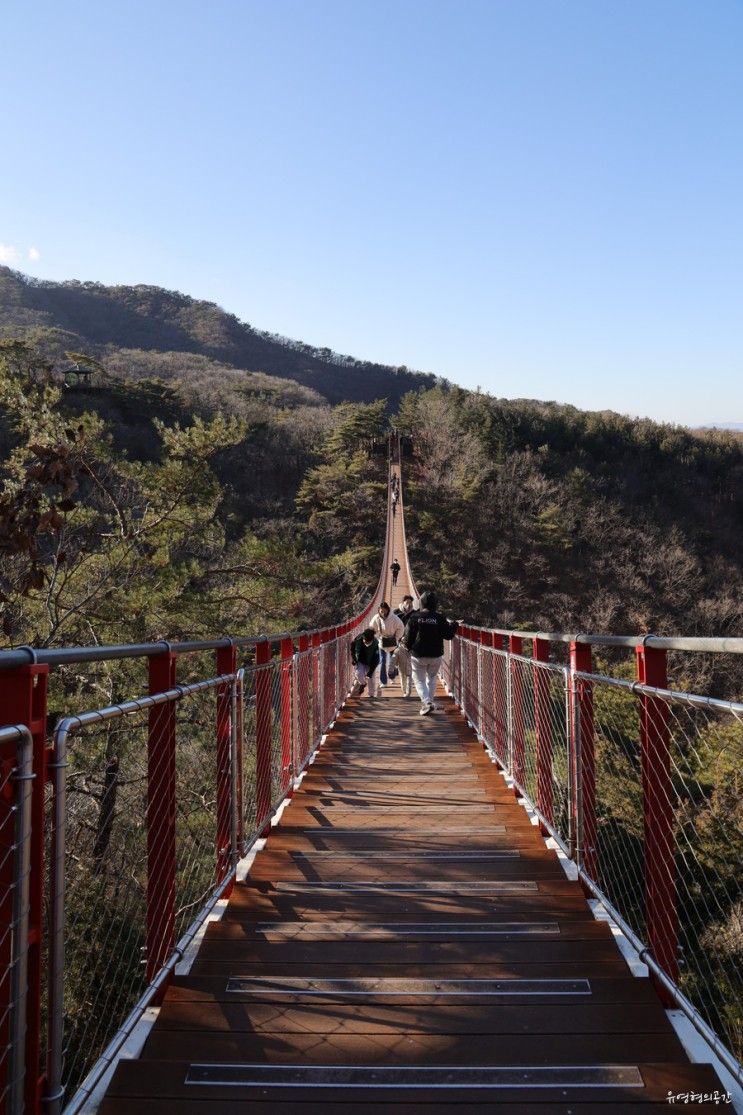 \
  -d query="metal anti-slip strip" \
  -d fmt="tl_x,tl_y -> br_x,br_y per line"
314,805 -> 497,812
225,977 -> 591,996
289,850 -> 520,860
251,921 -> 560,937
273,880 -> 539,893
300,827 -> 507,834
186,1063 -> 641,1088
